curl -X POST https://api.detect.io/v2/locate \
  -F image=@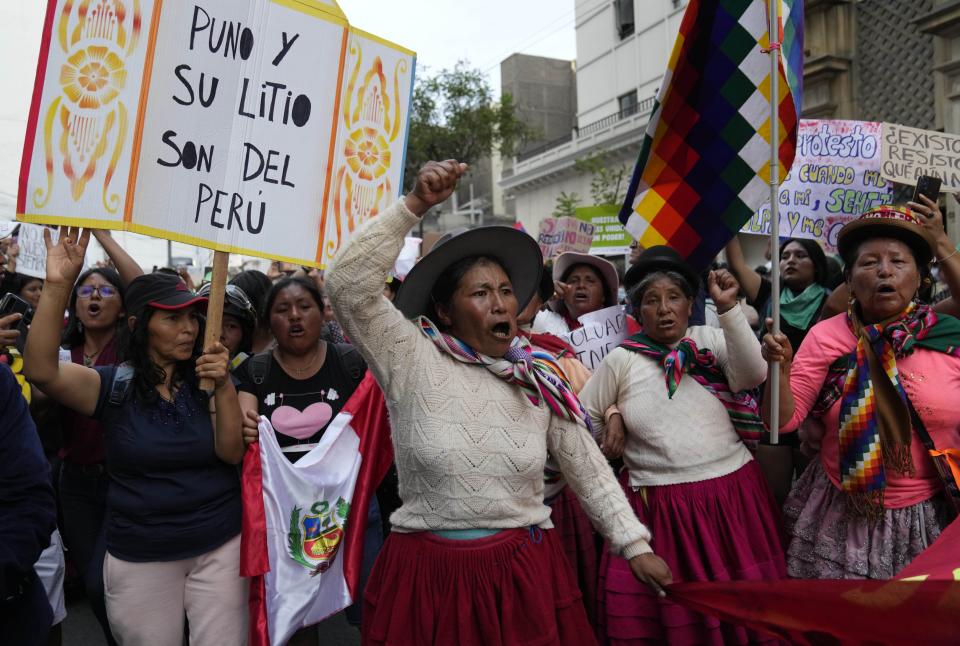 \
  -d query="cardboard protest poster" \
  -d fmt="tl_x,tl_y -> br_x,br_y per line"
562,305 -> 627,371
17,0 -> 414,268
575,205 -> 630,255
537,216 -> 595,259
881,122 -> 960,192
741,120 -> 892,253
15,223 -> 56,279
